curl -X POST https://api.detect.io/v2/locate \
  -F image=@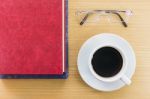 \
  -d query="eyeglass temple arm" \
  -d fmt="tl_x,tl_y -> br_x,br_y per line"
80,11 -> 128,27
111,12 -> 128,27
80,13 -> 90,25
